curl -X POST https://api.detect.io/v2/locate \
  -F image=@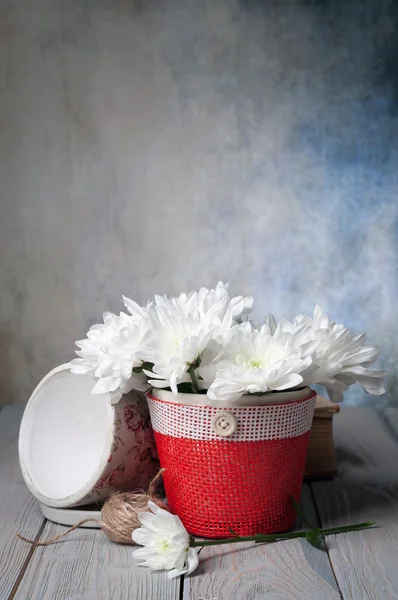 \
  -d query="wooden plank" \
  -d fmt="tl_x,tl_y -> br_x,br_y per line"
184,484 -> 340,600
0,405 -> 179,599
384,408 -> 398,439
0,406 -> 45,599
312,407 -> 398,600
298,484 -> 341,594
14,522 -> 181,600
